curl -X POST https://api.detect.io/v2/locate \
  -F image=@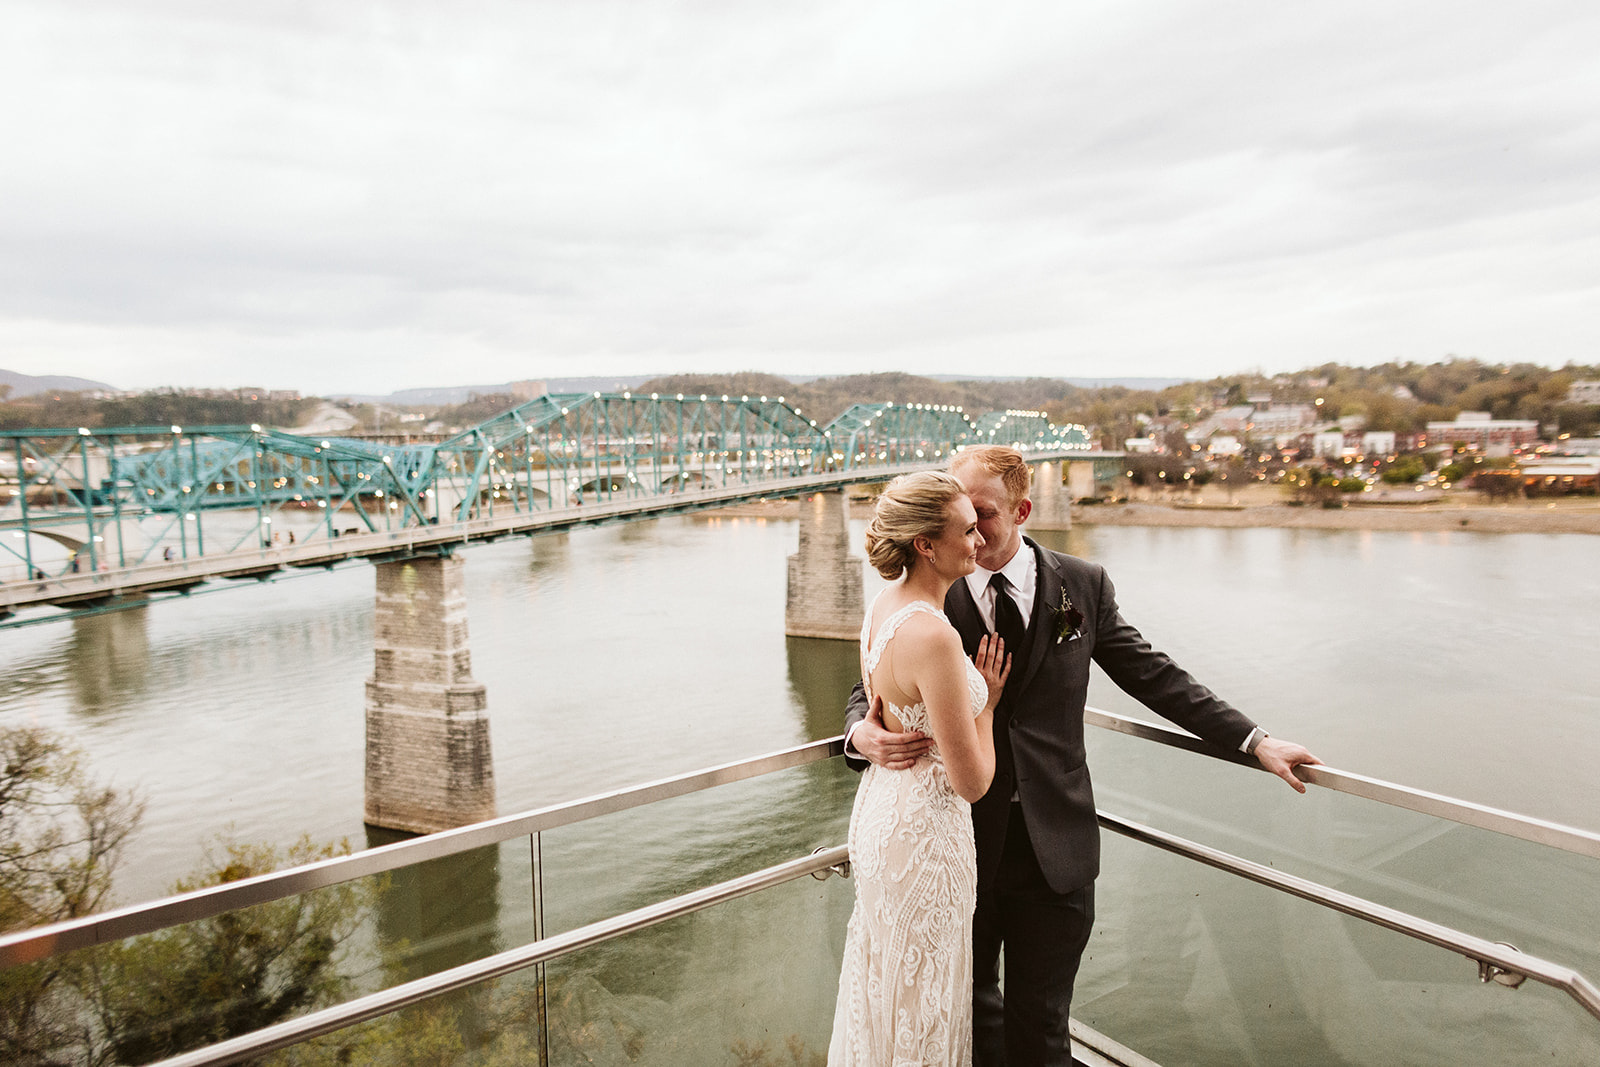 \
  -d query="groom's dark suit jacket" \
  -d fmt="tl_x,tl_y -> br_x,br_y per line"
847,537 -> 1258,894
